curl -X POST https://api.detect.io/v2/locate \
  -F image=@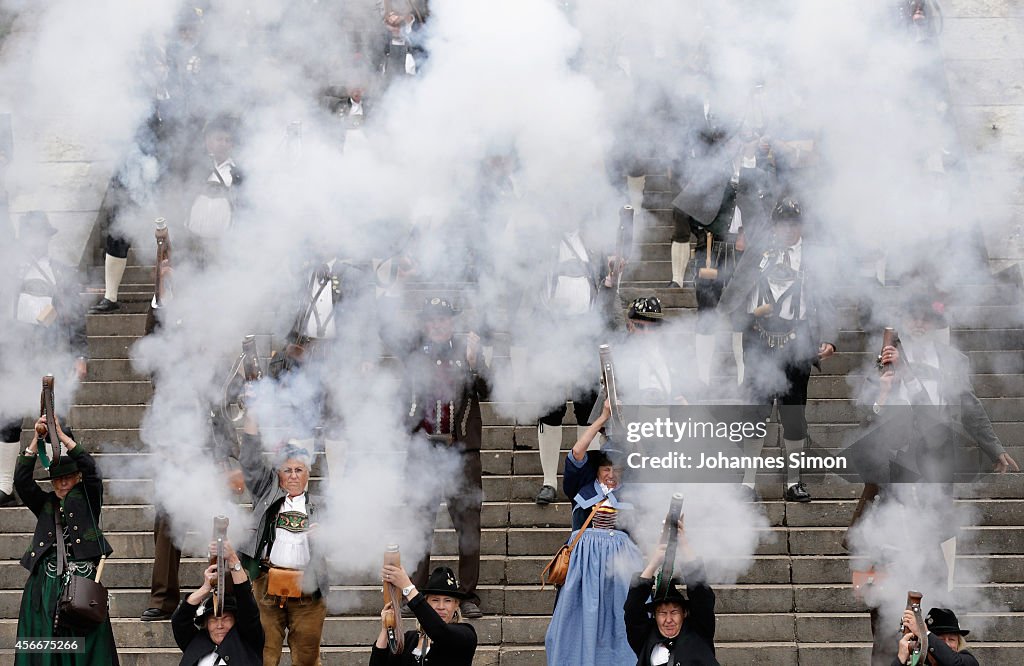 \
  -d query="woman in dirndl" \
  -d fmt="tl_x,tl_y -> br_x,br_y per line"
544,400 -> 643,666
14,417 -> 117,665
